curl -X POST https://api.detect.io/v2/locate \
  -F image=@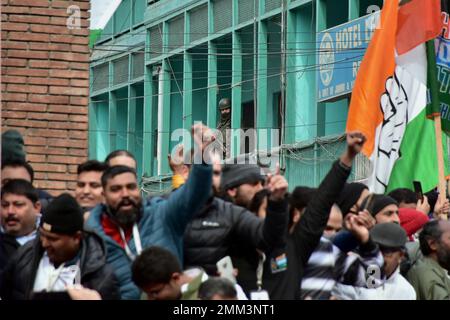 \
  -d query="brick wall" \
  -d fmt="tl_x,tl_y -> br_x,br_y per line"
1,0 -> 91,196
